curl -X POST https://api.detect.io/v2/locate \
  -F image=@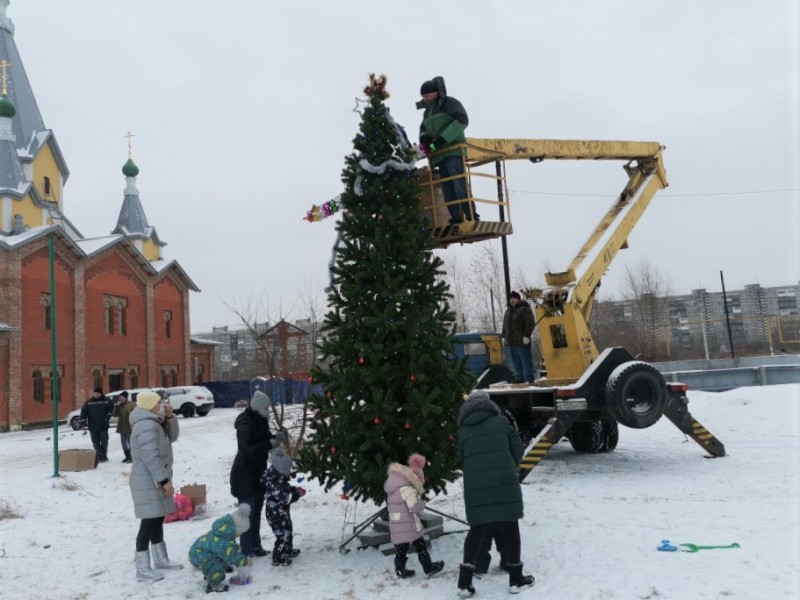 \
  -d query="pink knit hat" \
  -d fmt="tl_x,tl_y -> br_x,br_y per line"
408,453 -> 426,481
